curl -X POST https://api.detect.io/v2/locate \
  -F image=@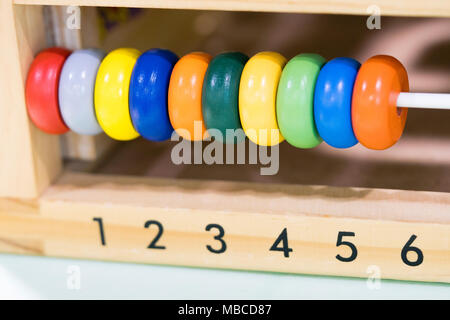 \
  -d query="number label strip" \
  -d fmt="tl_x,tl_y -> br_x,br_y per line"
88,215 -> 446,282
